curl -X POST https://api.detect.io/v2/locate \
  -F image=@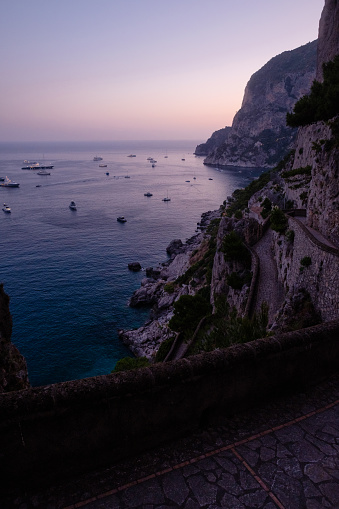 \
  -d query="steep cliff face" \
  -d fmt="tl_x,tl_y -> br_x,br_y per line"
288,120 -> 339,246
197,41 -> 317,168
194,127 -> 231,157
0,284 -> 30,392
317,0 -> 339,80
